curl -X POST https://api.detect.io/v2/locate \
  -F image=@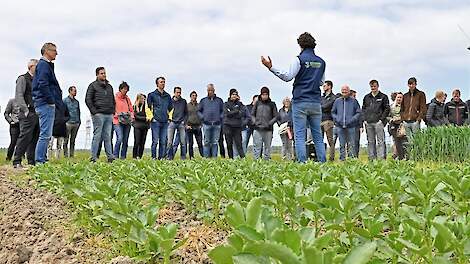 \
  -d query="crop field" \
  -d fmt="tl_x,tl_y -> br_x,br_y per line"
26,157 -> 470,264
